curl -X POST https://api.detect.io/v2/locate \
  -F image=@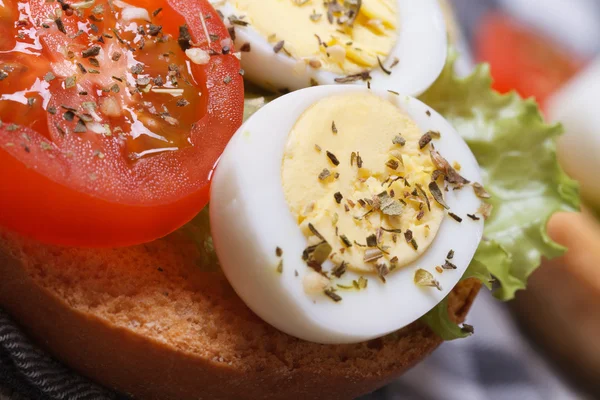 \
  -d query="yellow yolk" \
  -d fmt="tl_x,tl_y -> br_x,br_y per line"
233,0 -> 398,75
281,92 -> 445,275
